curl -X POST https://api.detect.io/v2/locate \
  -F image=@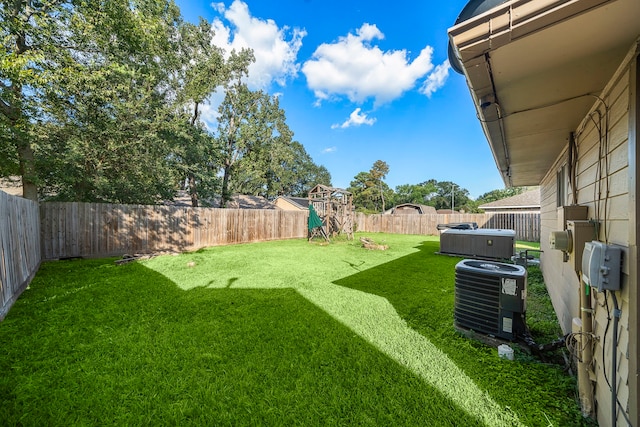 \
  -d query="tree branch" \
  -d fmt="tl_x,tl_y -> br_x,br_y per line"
0,98 -> 15,120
